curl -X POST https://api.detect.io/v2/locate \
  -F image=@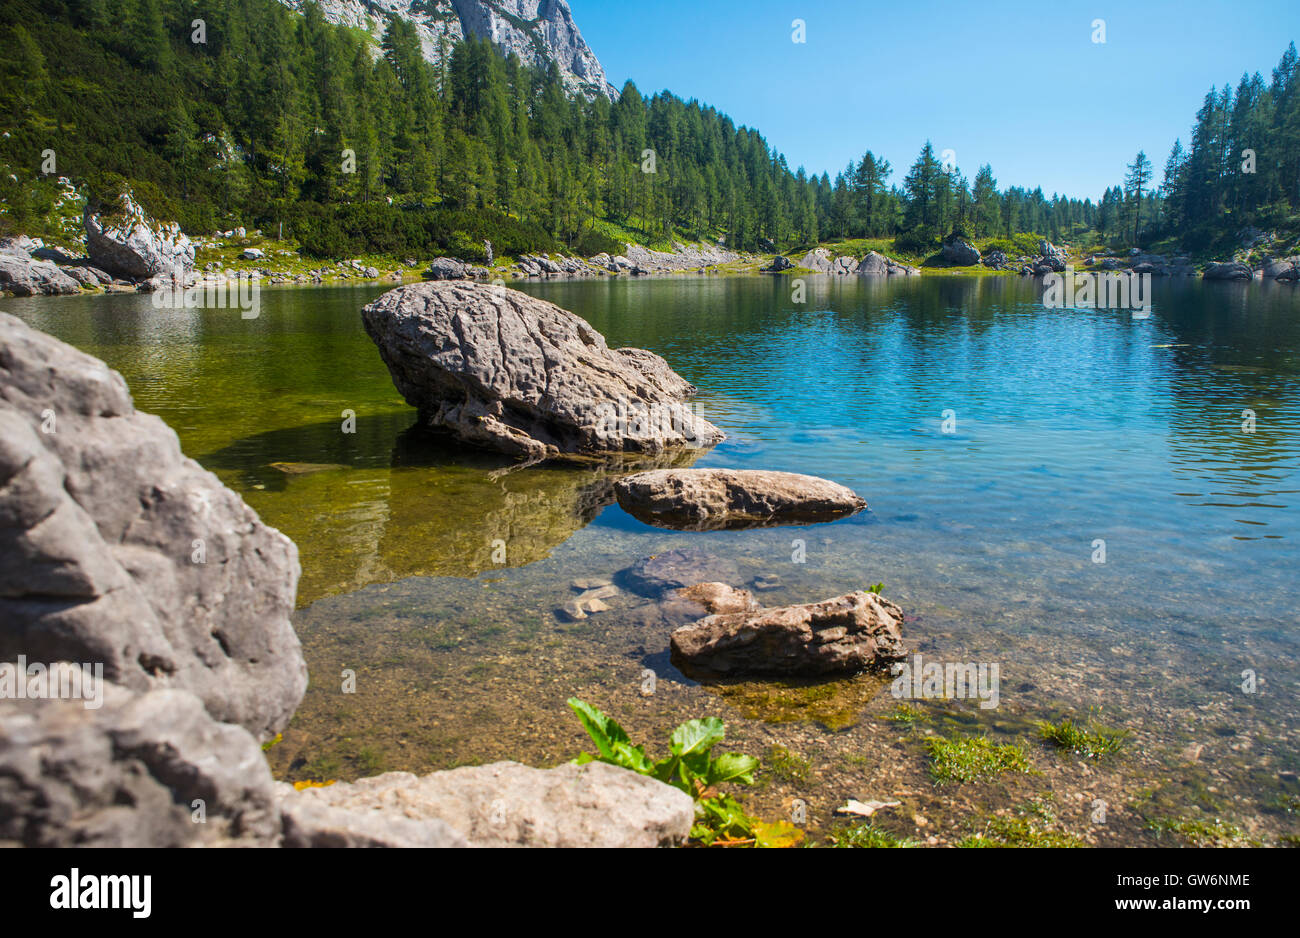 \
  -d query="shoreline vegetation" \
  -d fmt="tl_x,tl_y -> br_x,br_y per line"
5,220 -> 1299,302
